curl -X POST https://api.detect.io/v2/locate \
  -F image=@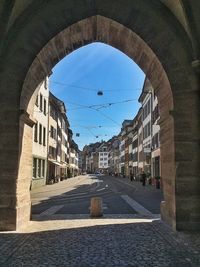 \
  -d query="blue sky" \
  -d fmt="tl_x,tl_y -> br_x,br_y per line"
49,42 -> 145,150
